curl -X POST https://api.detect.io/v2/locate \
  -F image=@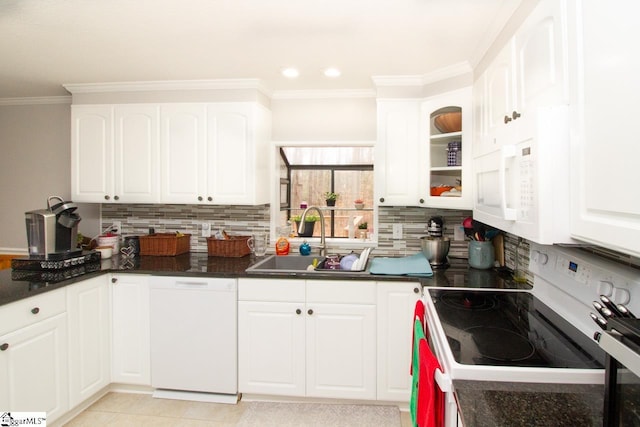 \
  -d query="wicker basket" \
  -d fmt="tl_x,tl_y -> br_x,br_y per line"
207,236 -> 251,257
139,233 -> 191,256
